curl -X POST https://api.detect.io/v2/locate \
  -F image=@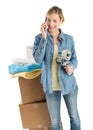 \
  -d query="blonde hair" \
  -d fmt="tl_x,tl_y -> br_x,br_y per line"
46,6 -> 64,22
